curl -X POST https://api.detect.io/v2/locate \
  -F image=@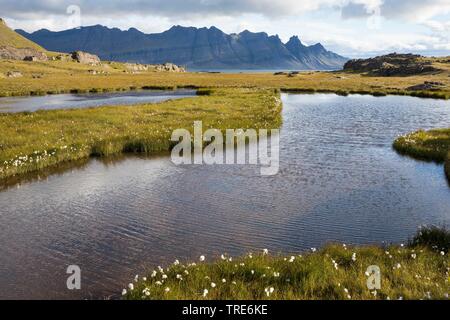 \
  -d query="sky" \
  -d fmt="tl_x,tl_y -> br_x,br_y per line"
1,0 -> 450,58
